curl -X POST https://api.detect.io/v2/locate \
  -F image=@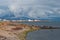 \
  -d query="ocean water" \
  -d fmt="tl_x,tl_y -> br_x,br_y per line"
26,29 -> 60,40
20,21 -> 60,27
20,21 -> 60,40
